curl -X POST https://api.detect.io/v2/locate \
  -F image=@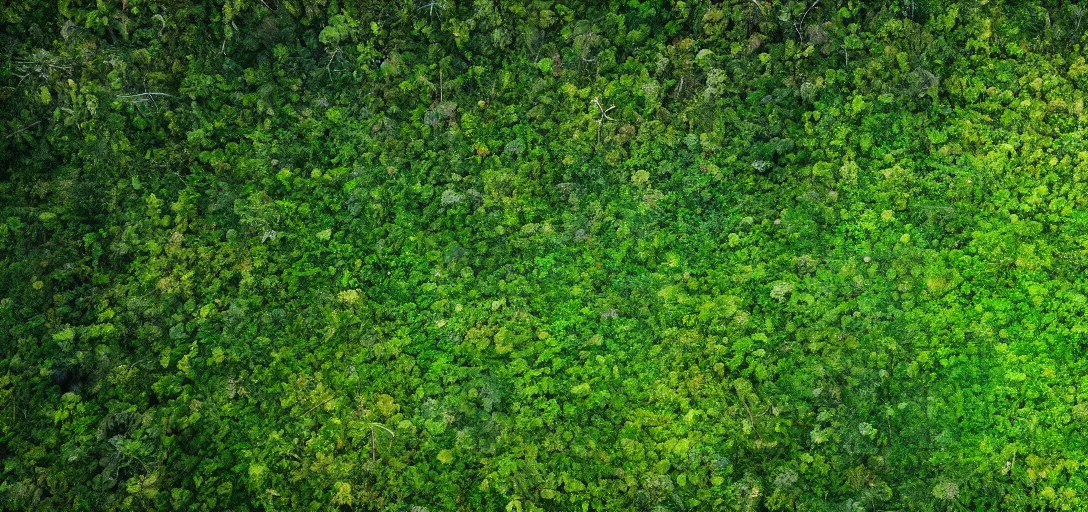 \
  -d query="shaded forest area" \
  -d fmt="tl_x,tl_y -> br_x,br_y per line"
3,0 -> 1088,510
